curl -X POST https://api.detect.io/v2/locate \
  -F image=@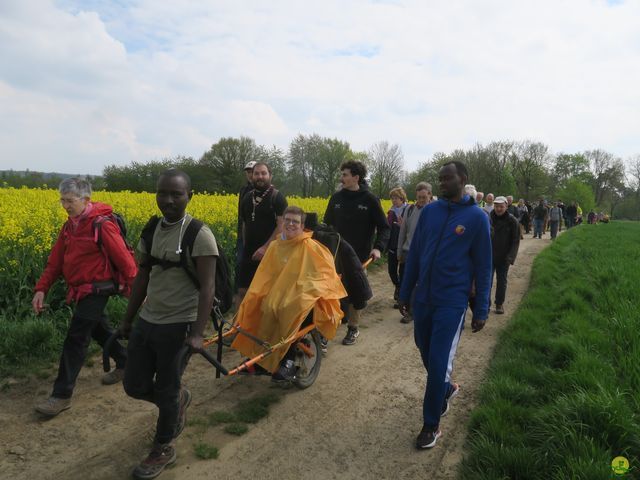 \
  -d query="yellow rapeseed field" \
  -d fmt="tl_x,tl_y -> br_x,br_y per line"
0,187 -> 391,313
